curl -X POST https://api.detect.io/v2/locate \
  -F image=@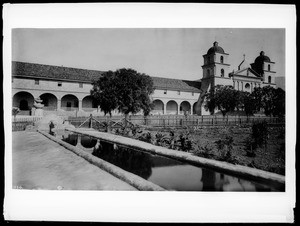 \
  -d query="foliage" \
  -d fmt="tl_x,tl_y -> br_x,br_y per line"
250,86 -> 285,116
251,120 -> 268,148
215,136 -> 238,164
193,142 -> 214,158
204,85 -> 239,116
244,137 -> 257,157
204,85 -> 285,117
12,107 -> 20,119
154,132 -> 169,147
90,71 -> 119,117
91,68 -> 155,117
137,132 -> 153,144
